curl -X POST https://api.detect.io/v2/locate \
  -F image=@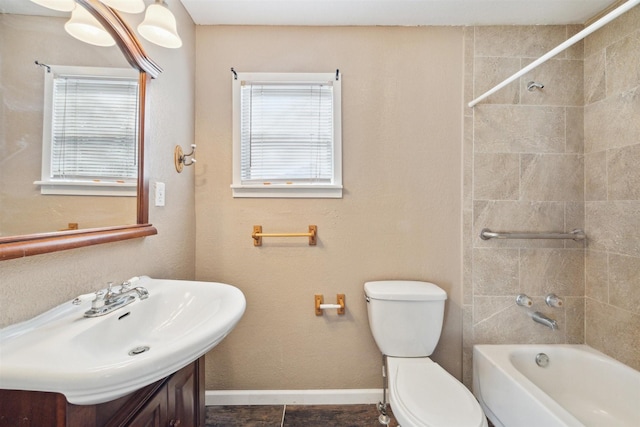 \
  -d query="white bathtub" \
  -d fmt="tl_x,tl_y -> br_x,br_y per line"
473,344 -> 640,427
